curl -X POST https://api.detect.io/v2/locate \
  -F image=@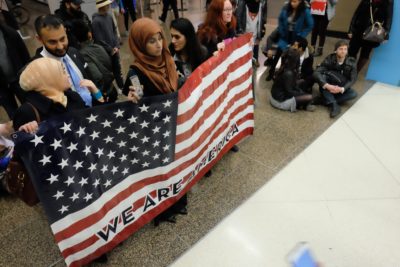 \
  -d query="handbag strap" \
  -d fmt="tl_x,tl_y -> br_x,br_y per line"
369,0 -> 375,24
26,102 -> 41,123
